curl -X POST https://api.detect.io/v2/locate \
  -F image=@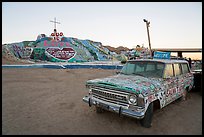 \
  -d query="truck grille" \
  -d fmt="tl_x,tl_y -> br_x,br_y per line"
91,86 -> 129,107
